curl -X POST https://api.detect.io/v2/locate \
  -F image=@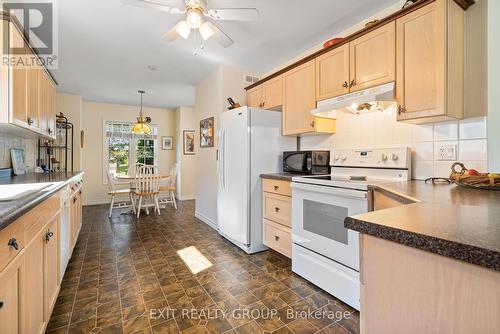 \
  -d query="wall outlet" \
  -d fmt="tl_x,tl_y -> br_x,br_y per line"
438,145 -> 457,161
